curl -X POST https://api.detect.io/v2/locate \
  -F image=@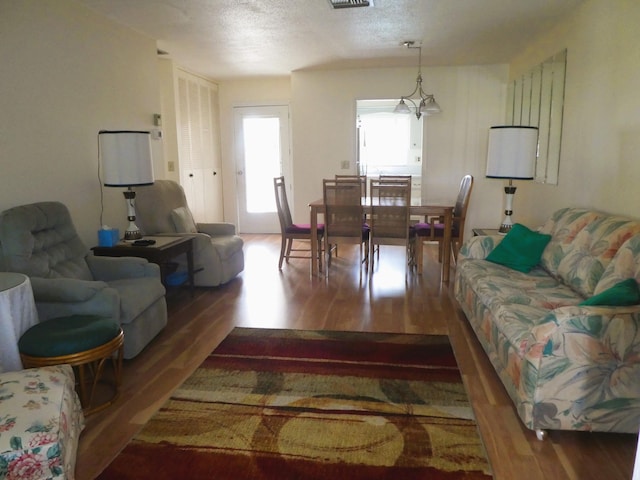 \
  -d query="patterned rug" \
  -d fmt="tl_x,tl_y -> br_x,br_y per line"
98,328 -> 492,479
